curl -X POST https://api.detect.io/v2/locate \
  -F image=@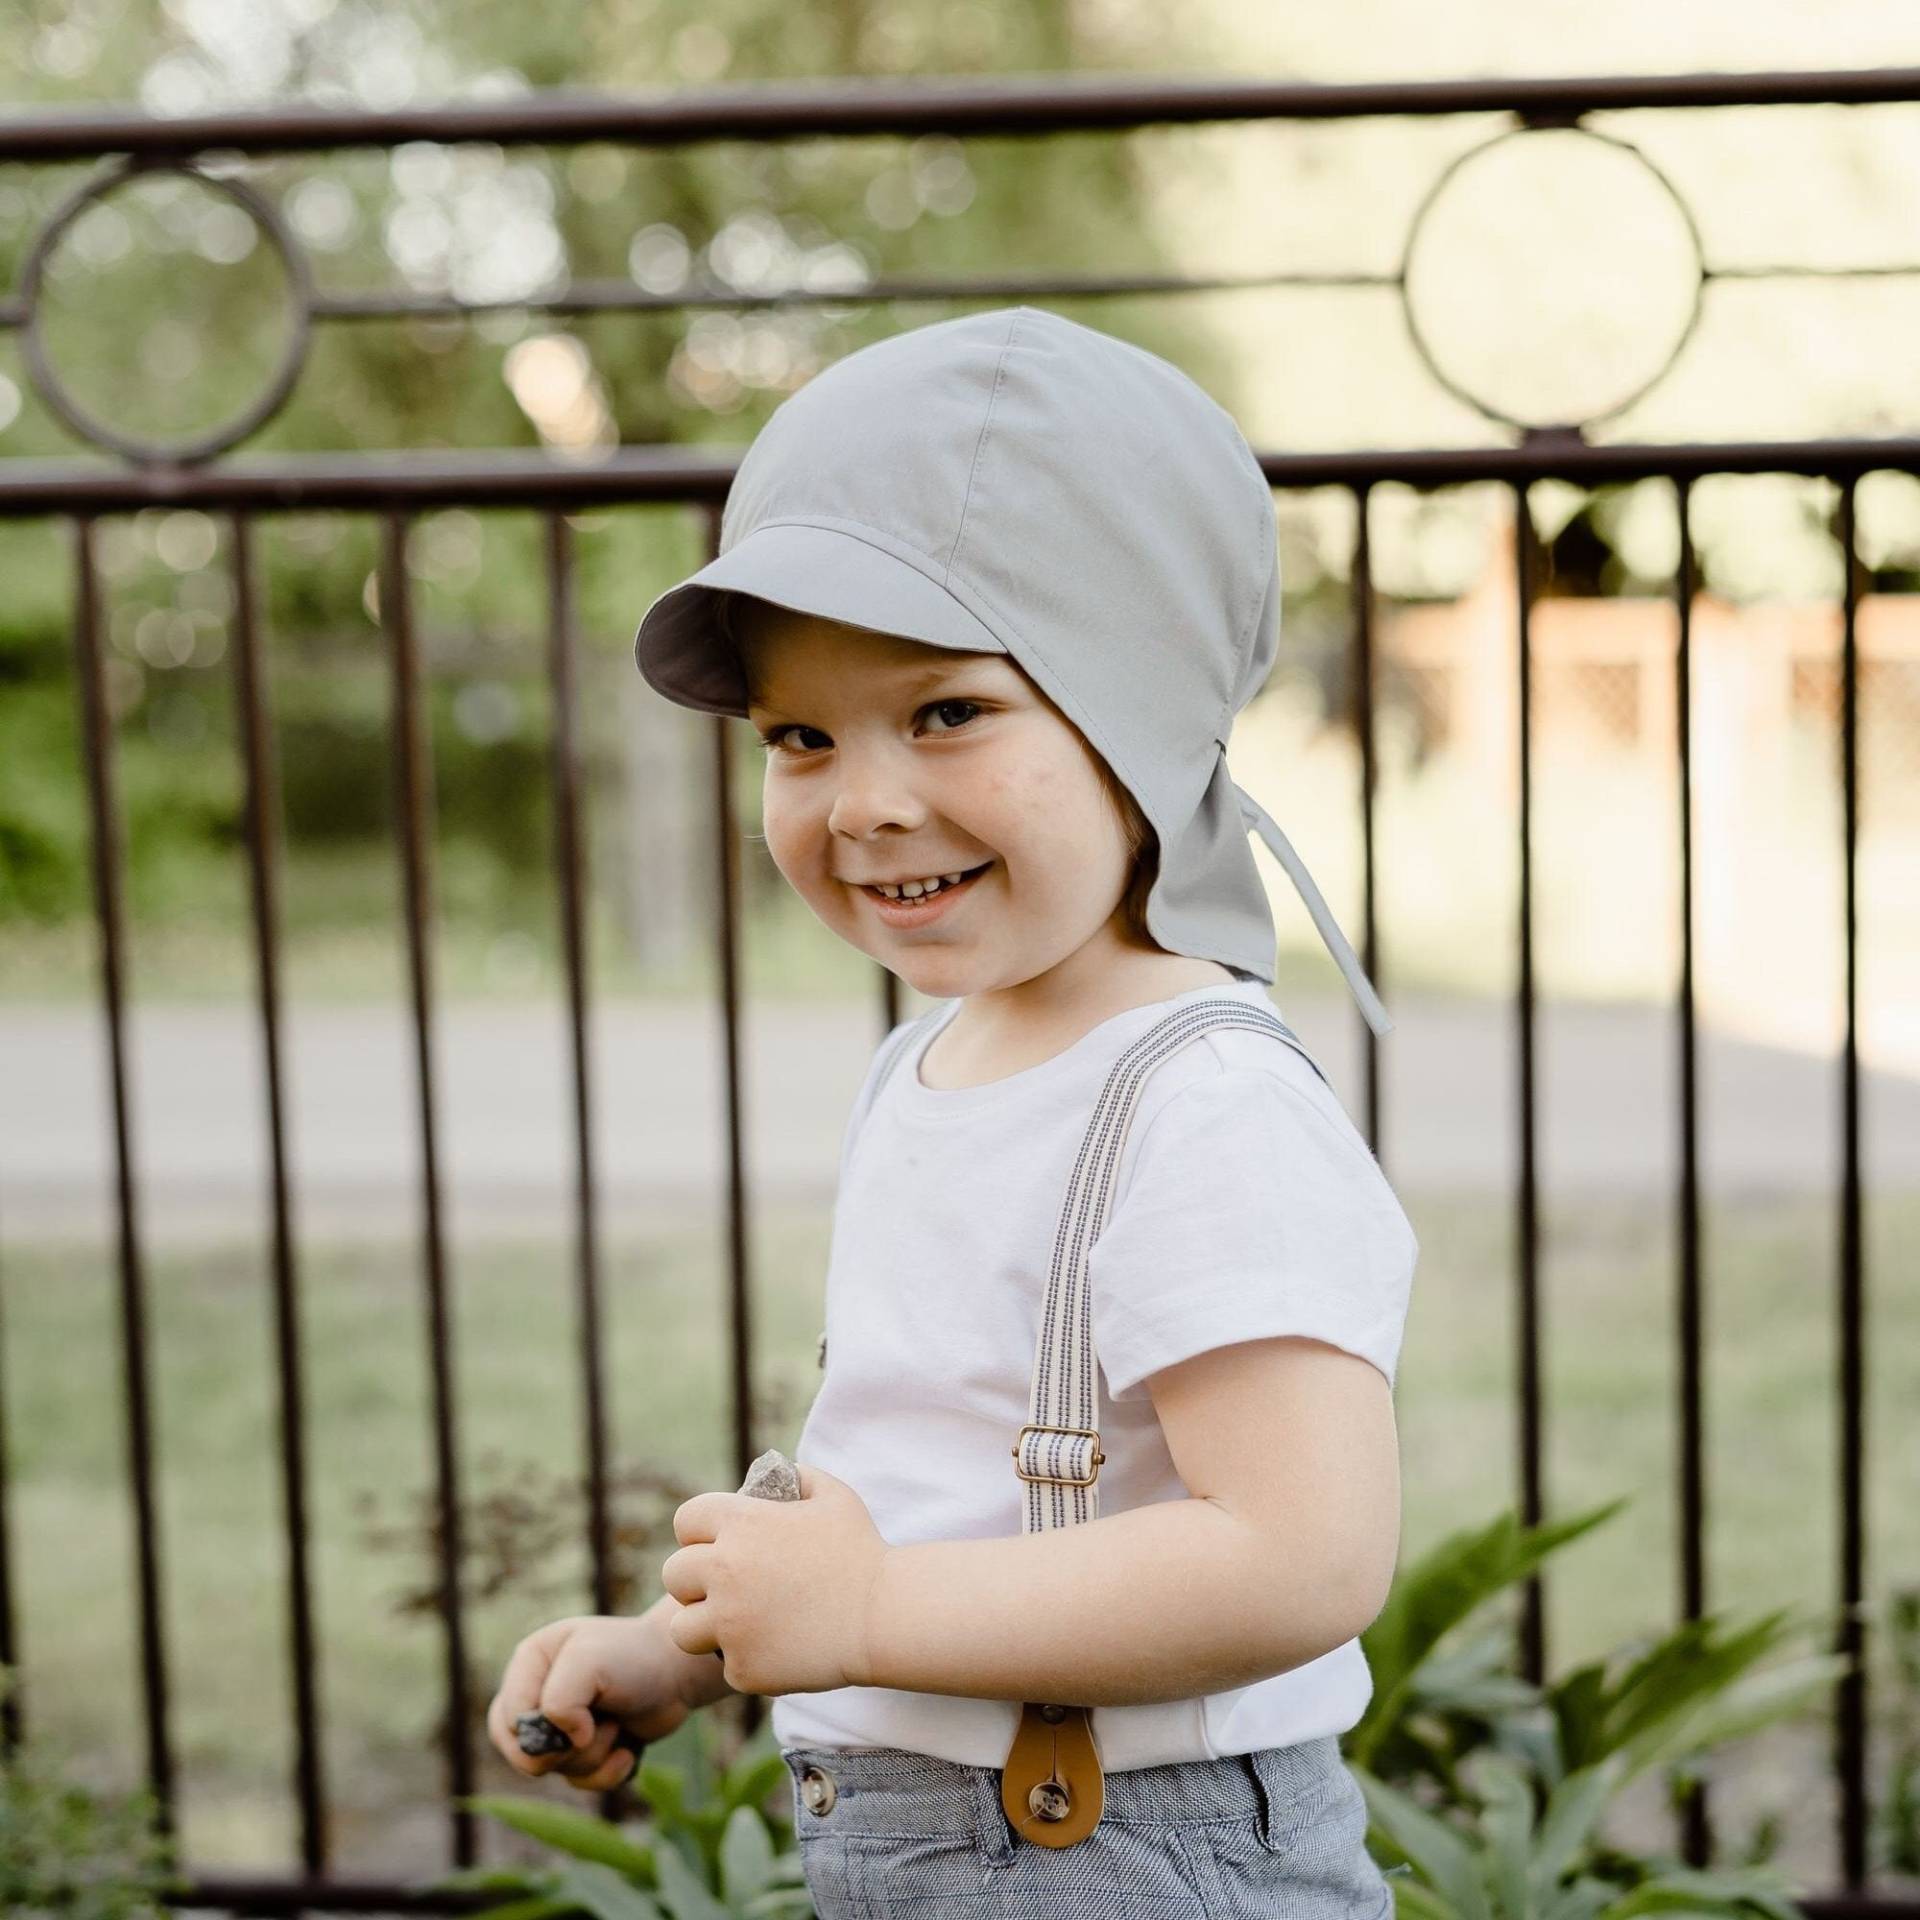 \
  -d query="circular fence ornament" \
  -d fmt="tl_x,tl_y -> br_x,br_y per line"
18,156 -> 313,466
1398,125 -> 1705,434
